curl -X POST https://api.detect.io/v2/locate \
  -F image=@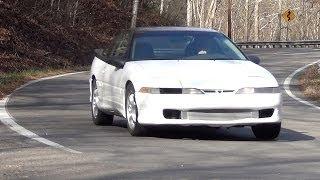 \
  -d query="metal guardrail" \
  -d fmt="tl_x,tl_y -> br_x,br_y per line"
236,41 -> 320,48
